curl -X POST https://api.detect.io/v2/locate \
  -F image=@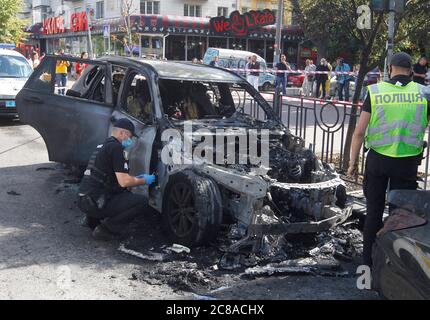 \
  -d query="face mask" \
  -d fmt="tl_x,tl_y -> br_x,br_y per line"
122,138 -> 133,148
